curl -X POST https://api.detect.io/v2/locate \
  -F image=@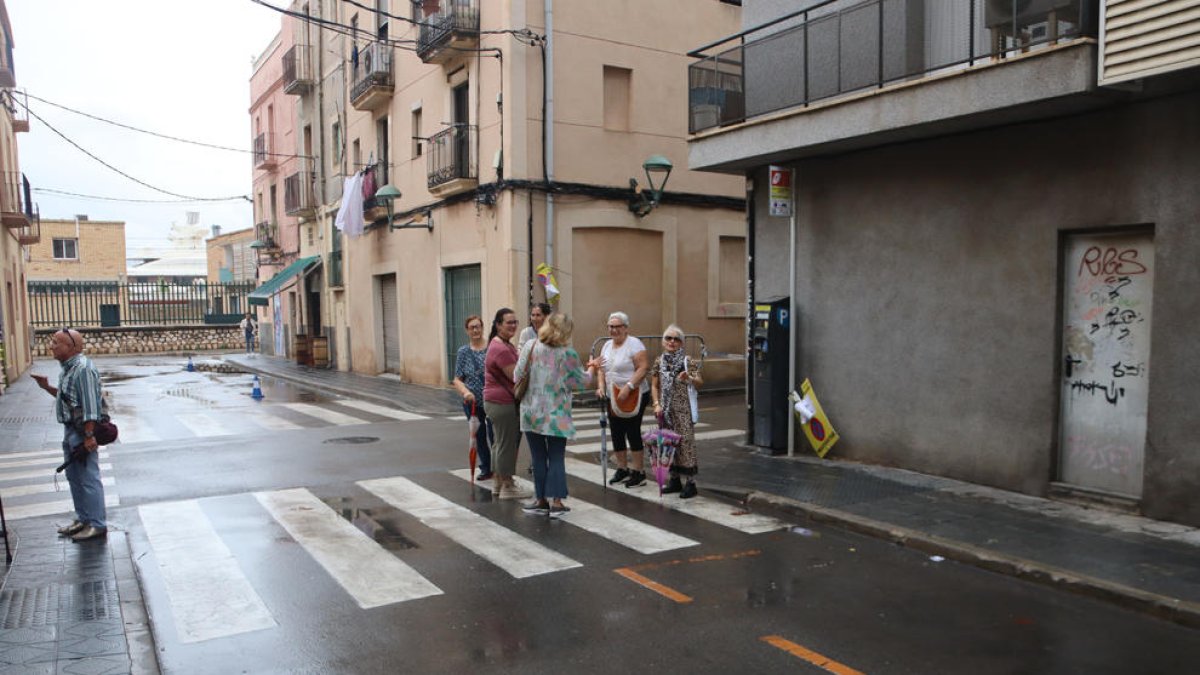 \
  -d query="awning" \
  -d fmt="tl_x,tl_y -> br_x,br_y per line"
248,256 -> 320,306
